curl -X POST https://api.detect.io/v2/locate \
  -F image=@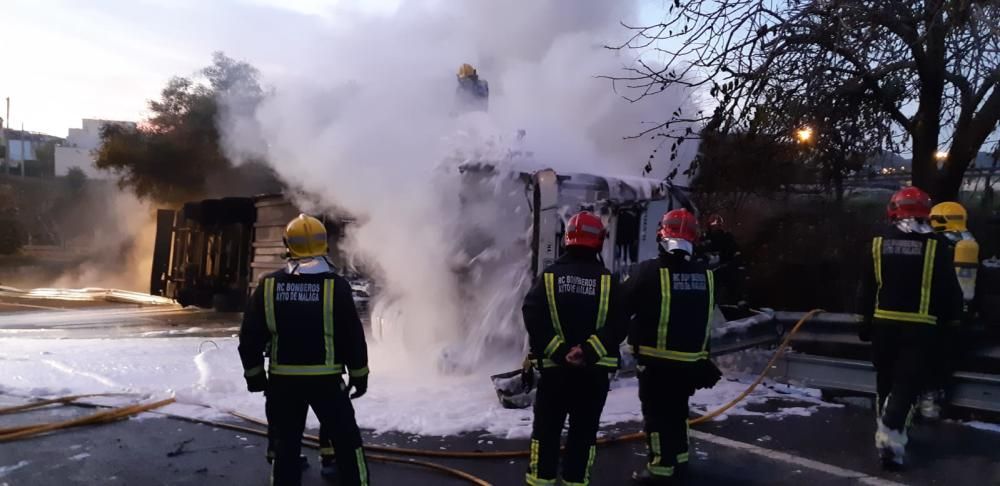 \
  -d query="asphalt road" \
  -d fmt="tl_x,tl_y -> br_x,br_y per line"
1,299 -> 999,485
